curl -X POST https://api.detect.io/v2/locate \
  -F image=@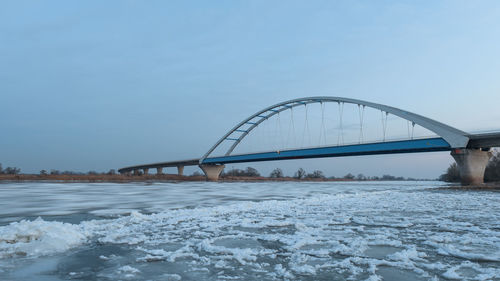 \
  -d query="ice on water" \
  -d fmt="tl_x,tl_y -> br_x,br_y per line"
0,182 -> 499,280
